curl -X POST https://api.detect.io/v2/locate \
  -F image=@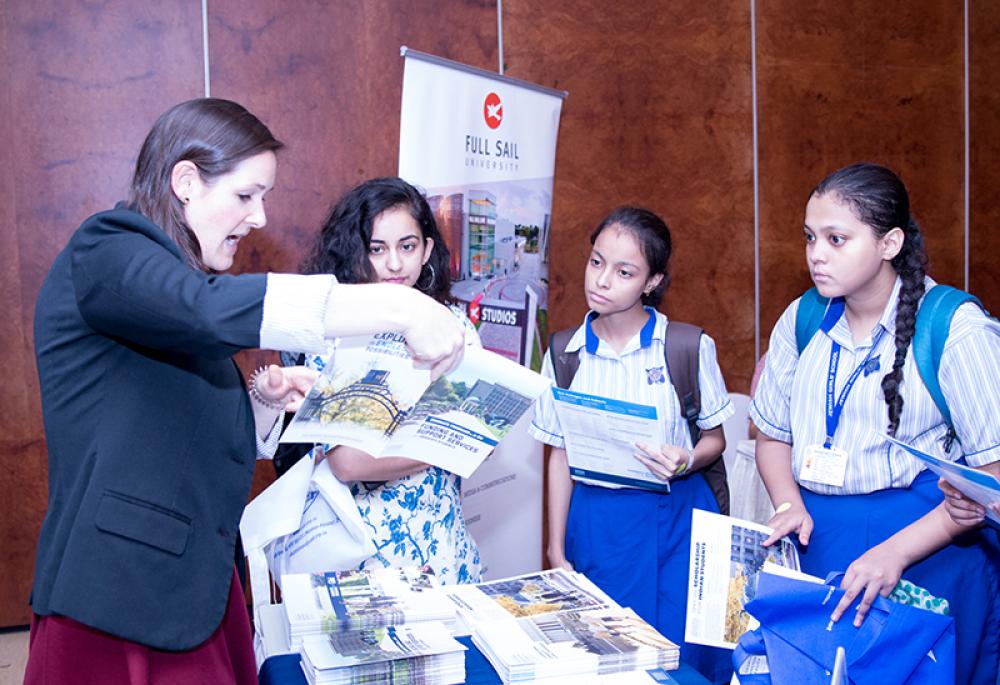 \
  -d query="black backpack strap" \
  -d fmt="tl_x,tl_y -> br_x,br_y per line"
665,322 -> 703,446
549,327 -> 580,390
665,321 -> 729,515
